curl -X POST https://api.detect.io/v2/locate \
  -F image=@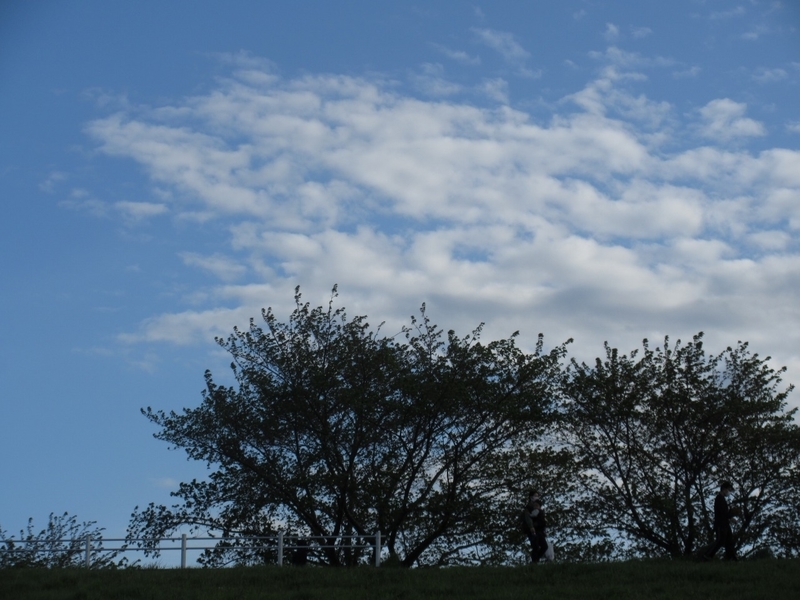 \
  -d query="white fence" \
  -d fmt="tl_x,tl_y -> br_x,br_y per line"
0,532 -> 382,568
